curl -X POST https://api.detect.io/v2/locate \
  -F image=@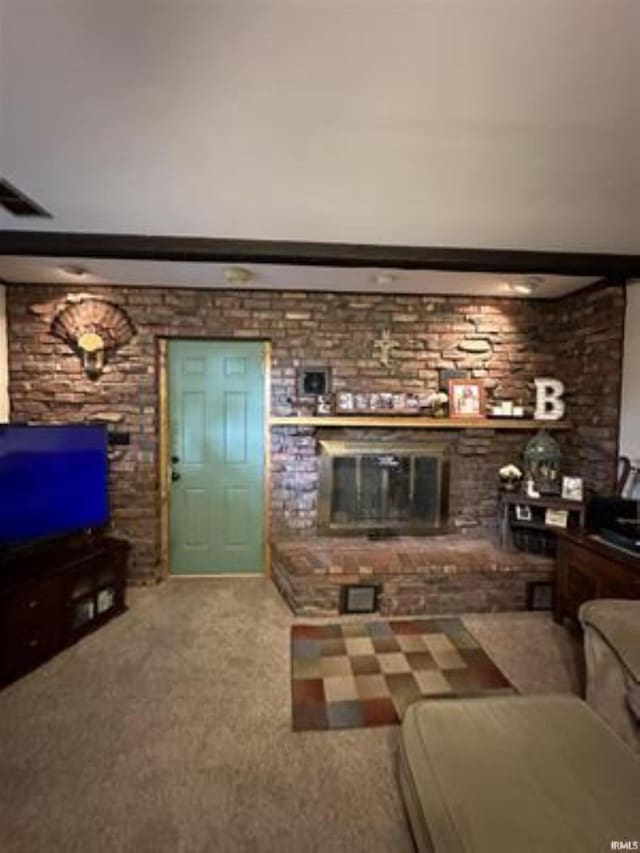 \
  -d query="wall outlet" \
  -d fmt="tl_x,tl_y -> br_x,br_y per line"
108,430 -> 130,446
